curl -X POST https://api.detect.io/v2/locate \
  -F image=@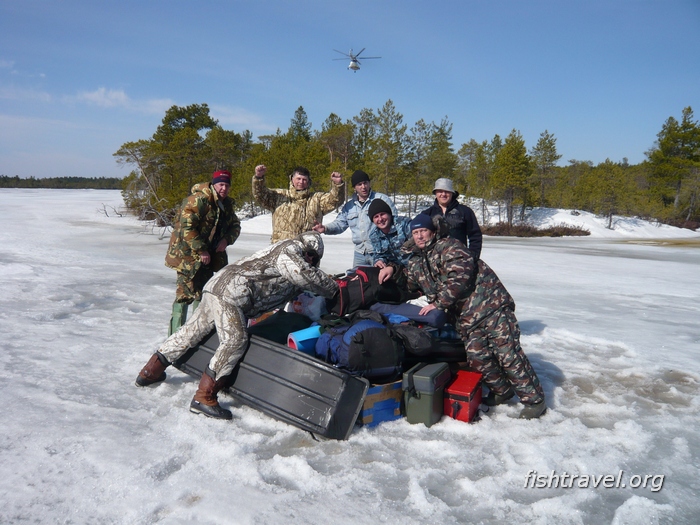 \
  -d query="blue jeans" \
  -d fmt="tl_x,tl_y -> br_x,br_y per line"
352,250 -> 374,269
